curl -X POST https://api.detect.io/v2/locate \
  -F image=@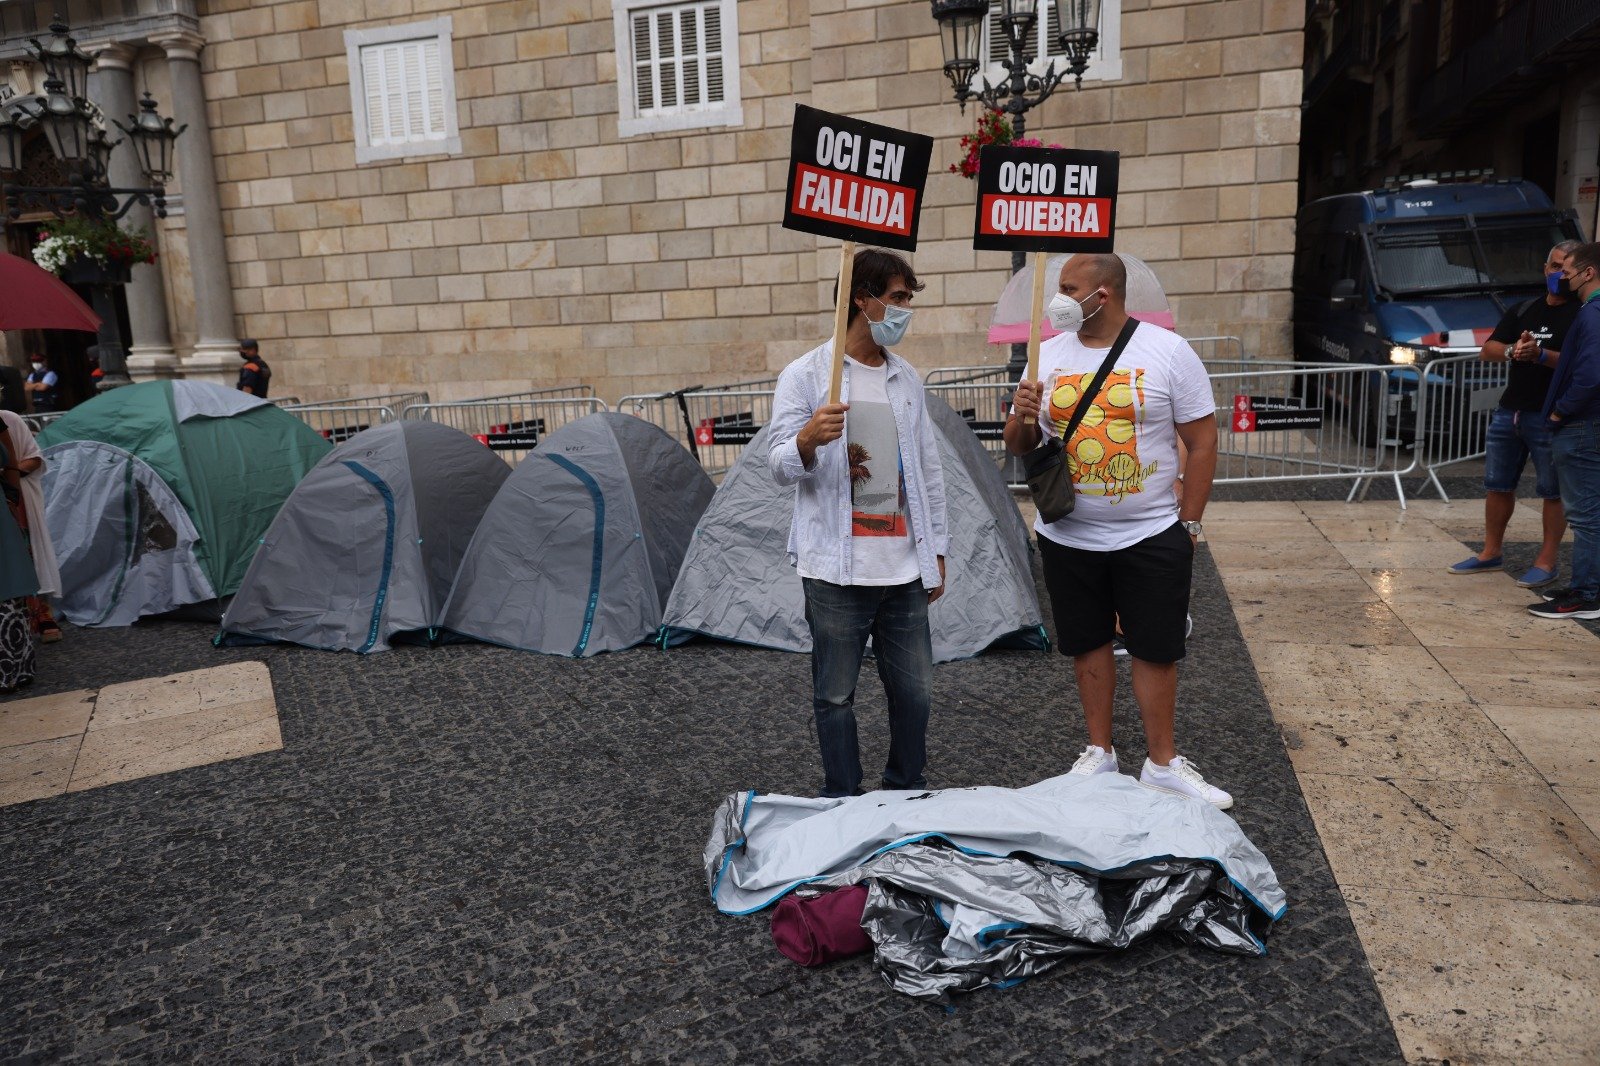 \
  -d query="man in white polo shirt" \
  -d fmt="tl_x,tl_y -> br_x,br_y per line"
1004,253 -> 1230,808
